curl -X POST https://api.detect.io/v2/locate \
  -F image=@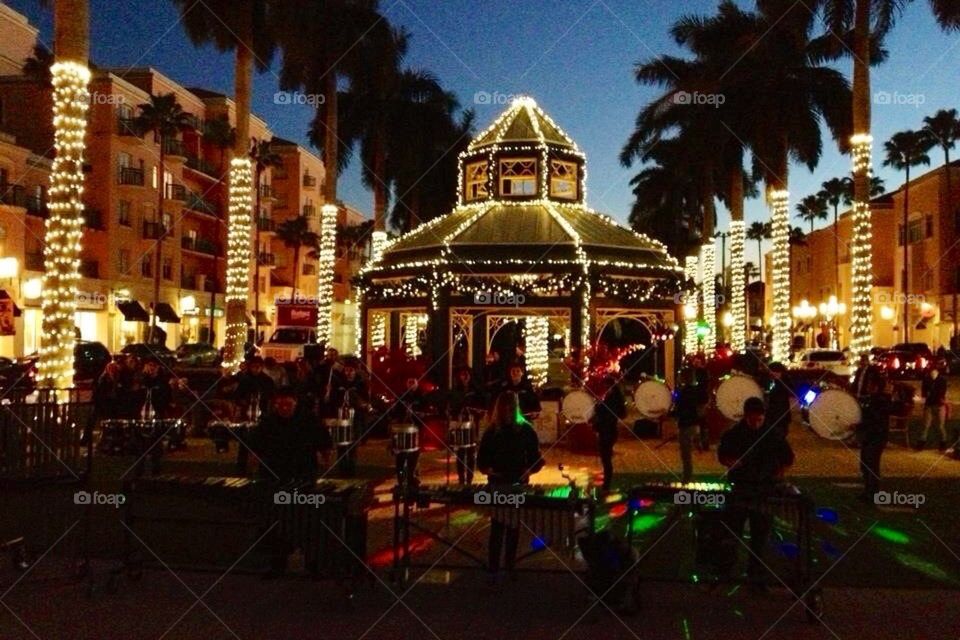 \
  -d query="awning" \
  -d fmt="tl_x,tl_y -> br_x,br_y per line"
153,303 -> 180,324
254,311 -> 271,326
117,300 -> 149,322
0,290 -> 21,317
